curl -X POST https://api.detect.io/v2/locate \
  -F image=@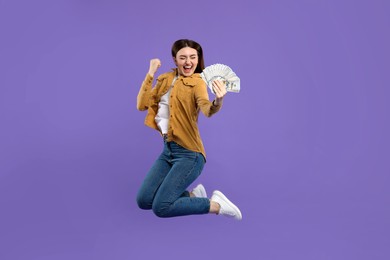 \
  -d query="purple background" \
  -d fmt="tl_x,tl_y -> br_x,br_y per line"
1,0 -> 389,259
